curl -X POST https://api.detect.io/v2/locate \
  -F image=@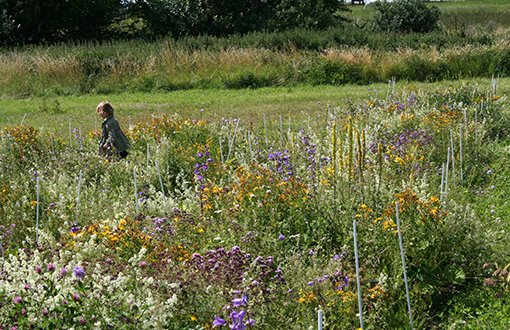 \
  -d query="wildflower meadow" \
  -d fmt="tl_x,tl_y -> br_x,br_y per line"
1,81 -> 510,329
